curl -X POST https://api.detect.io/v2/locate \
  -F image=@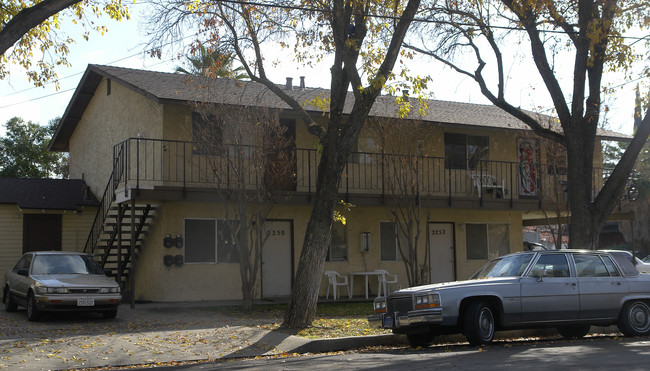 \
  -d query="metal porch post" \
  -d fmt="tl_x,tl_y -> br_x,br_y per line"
130,198 -> 136,309
117,203 -> 122,288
